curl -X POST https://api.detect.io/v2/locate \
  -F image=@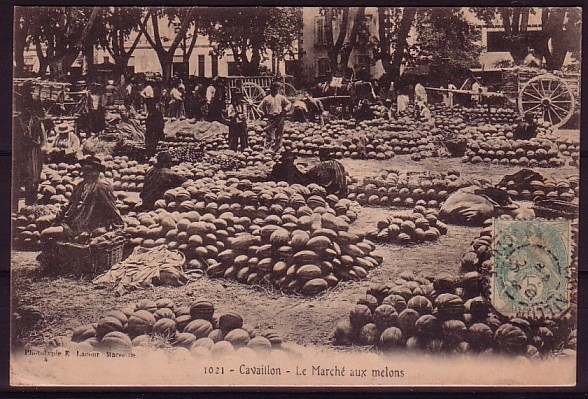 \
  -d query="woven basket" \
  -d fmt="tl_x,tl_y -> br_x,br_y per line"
45,236 -> 126,276
532,200 -> 578,219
